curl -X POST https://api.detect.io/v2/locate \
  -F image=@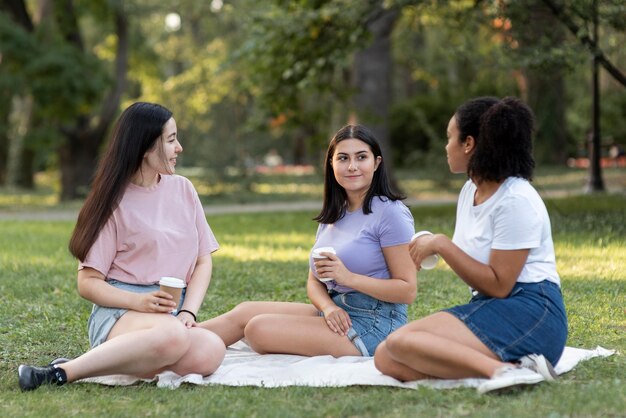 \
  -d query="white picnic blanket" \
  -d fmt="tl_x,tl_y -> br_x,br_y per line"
78,342 -> 615,390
